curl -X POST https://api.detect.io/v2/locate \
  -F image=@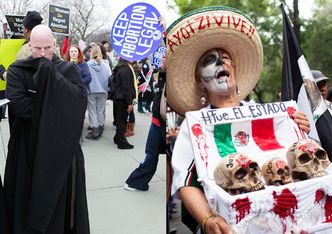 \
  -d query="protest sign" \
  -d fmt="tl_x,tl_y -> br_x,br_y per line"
5,15 -> 24,38
150,46 -> 166,69
48,4 -> 70,35
111,2 -> 164,61
0,39 -> 25,90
